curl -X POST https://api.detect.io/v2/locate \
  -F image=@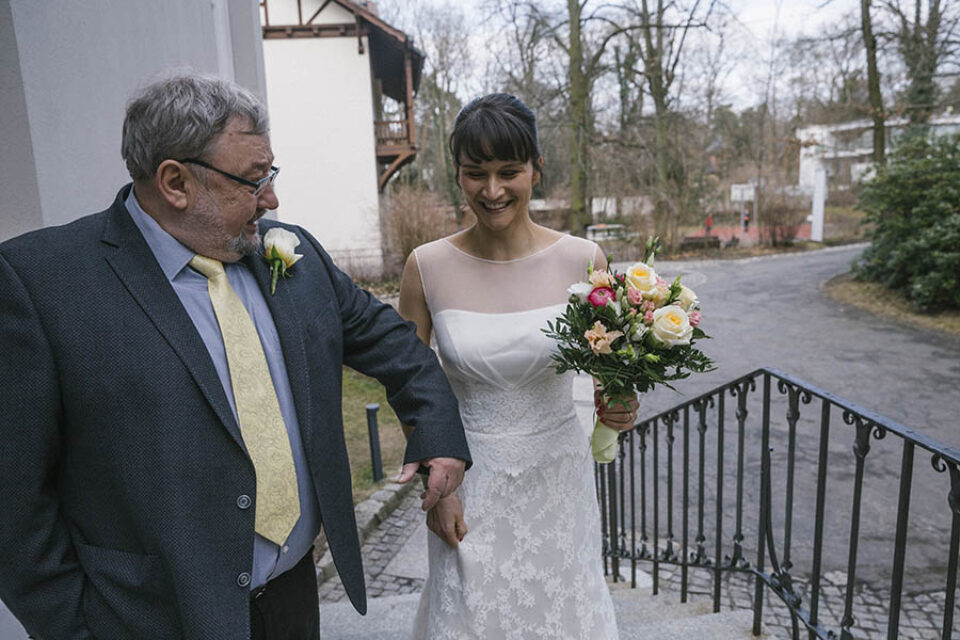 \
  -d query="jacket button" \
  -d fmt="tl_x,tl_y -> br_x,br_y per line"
237,572 -> 251,588
237,494 -> 252,509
